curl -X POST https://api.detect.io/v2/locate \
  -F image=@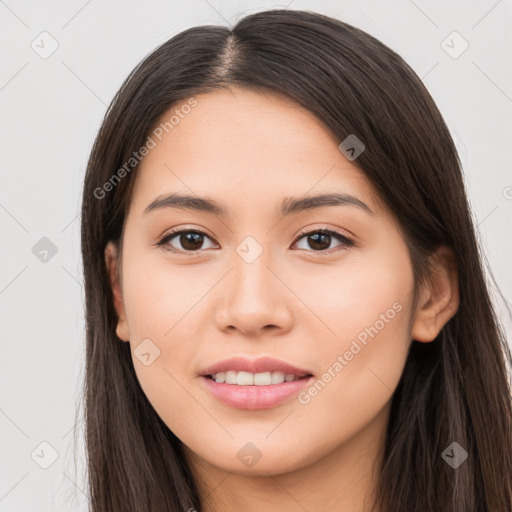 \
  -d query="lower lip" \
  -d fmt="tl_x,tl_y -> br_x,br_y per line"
199,375 -> 313,410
